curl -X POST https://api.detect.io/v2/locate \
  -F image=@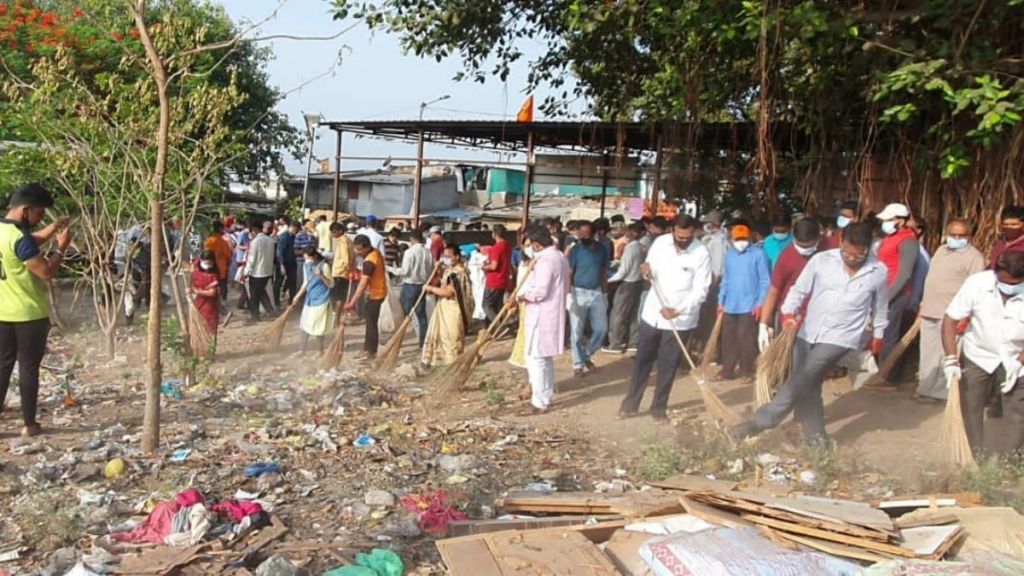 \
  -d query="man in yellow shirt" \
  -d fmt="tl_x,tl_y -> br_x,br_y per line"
1,183 -> 72,437
330,222 -> 355,316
